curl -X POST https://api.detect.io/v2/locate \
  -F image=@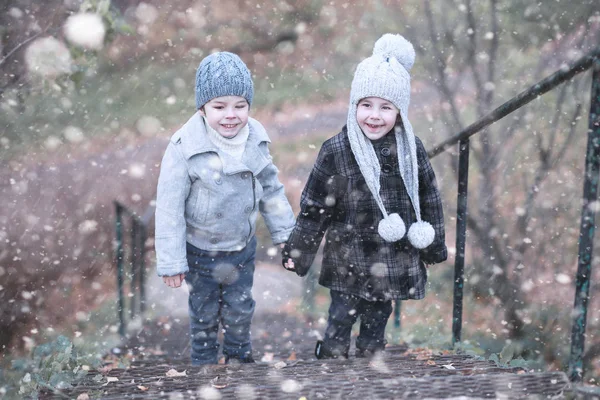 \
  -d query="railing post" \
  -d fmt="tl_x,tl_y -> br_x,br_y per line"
393,300 -> 402,329
114,201 -> 126,338
130,219 -> 138,320
139,223 -> 147,315
452,139 -> 470,345
568,58 -> 600,382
